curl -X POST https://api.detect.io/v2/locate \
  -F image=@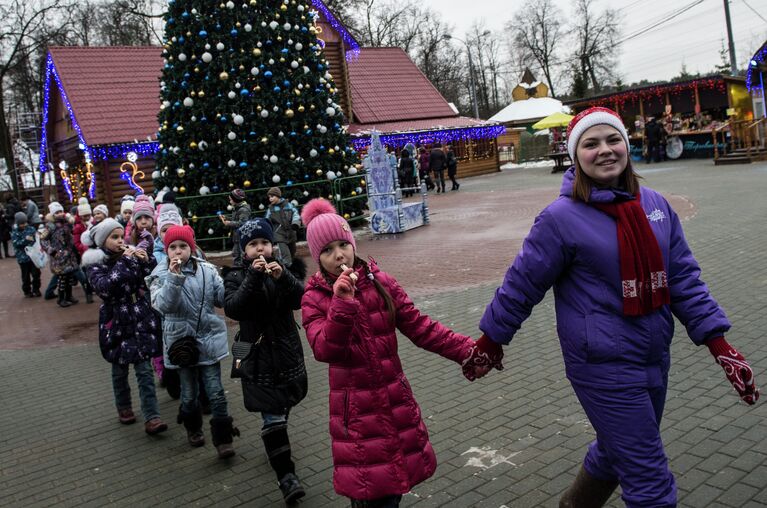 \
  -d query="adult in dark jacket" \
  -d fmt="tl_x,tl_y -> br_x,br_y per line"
429,143 -> 447,193
644,117 -> 663,163
20,194 -> 41,226
0,206 -> 11,258
223,218 -> 308,503
417,147 -> 434,191
446,145 -> 460,191
265,187 -> 301,264
464,107 -> 759,508
397,149 -> 416,197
